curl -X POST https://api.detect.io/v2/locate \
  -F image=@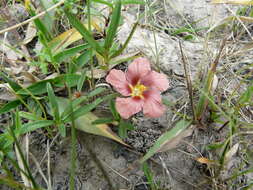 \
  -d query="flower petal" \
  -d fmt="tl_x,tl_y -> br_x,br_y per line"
143,90 -> 166,118
116,97 -> 143,119
141,71 -> 169,92
106,69 -> 131,96
126,57 -> 151,85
